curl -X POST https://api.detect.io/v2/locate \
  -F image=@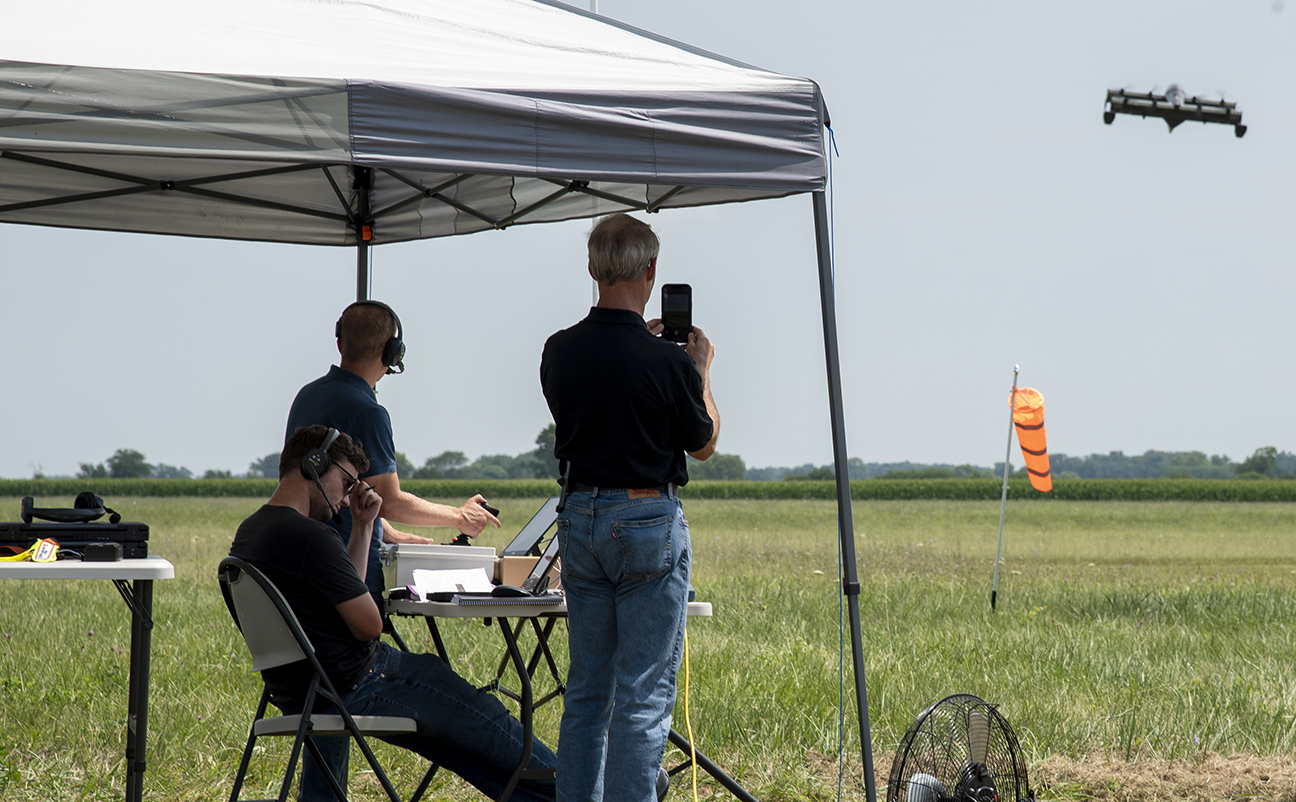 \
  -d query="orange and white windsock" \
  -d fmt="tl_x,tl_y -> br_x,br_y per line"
1011,387 -> 1051,492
